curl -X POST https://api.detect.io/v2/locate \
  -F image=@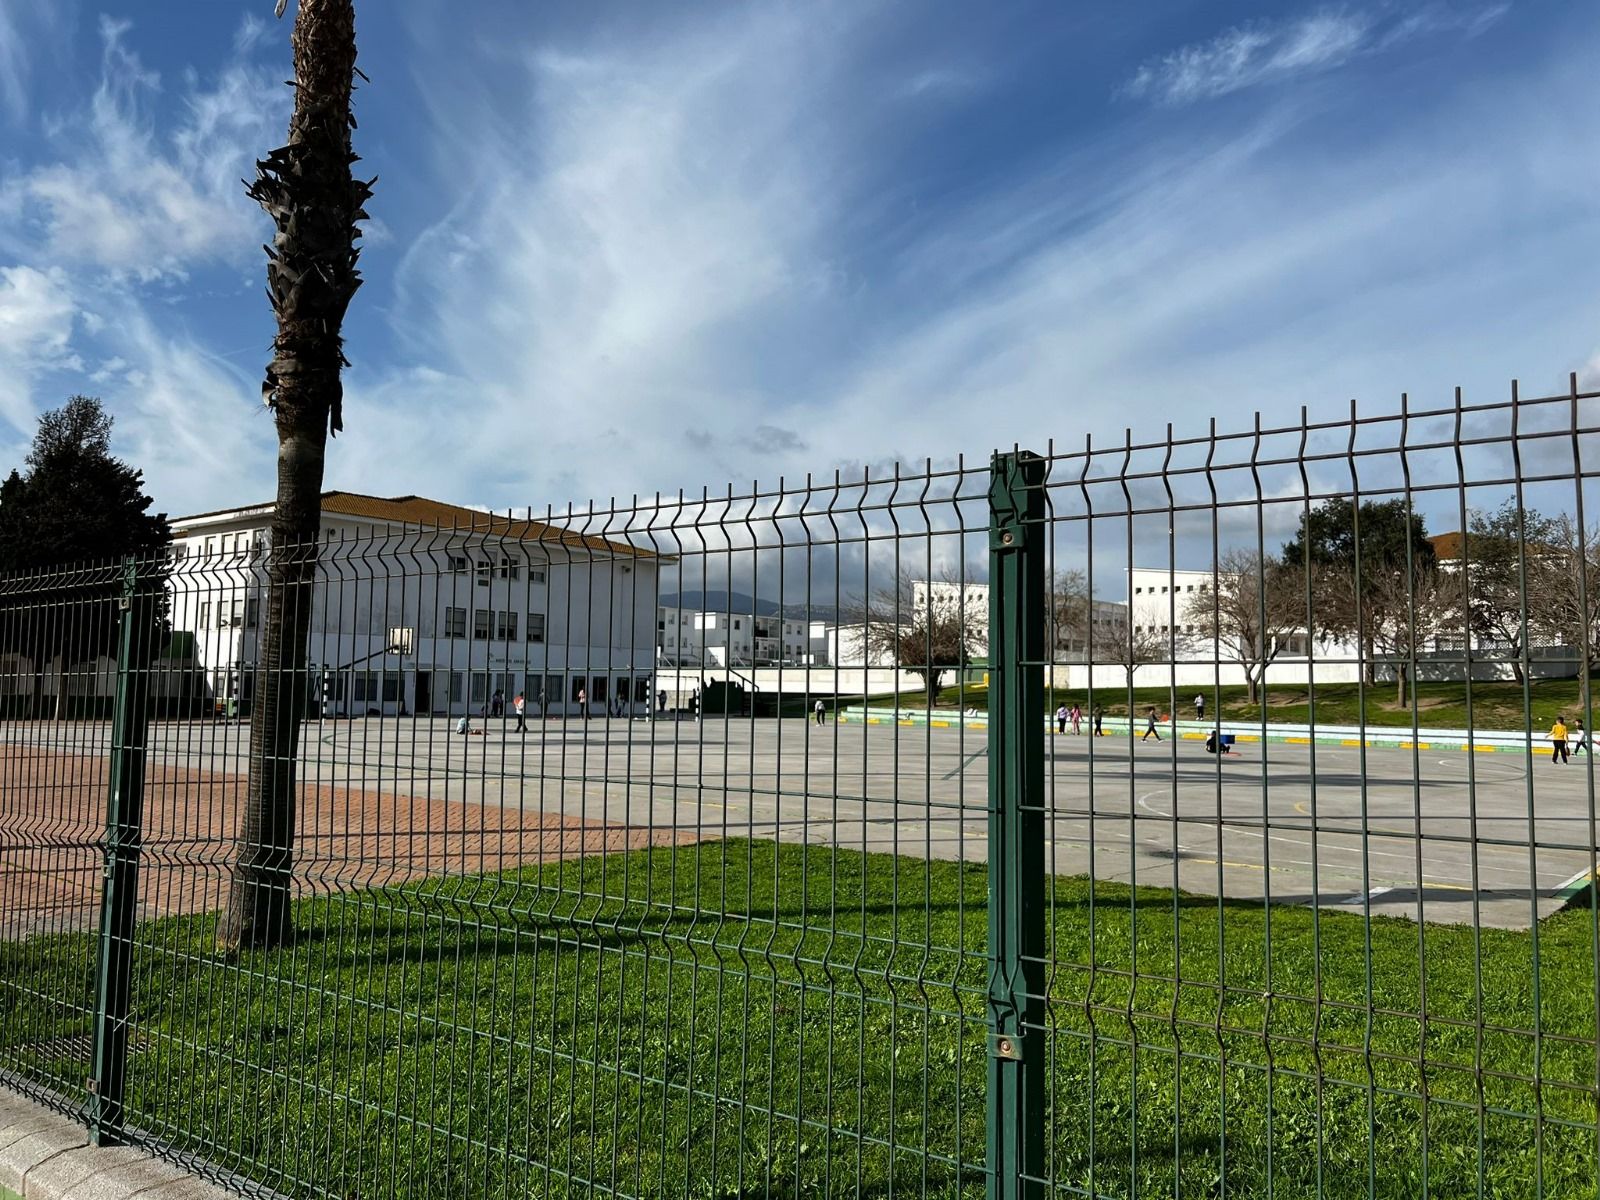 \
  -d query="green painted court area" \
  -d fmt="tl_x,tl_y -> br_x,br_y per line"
4,839 -> 1596,1199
